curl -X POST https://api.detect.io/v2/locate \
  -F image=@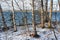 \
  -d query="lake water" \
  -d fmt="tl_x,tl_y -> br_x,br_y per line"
0,11 -> 60,27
